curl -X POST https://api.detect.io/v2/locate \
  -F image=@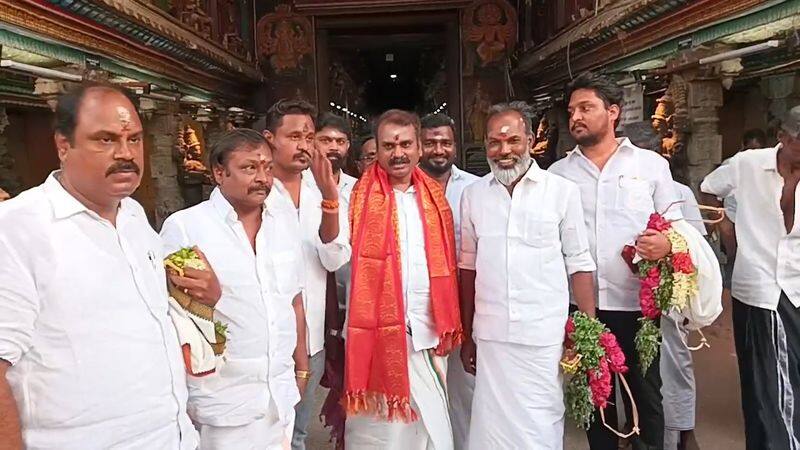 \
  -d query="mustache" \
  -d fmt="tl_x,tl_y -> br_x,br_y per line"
106,160 -> 140,177
293,150 -> 311,161
248,183 -> 270,194
571,122 -> 588,131
325,152 -> 342,161
389,156 -> 411,165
